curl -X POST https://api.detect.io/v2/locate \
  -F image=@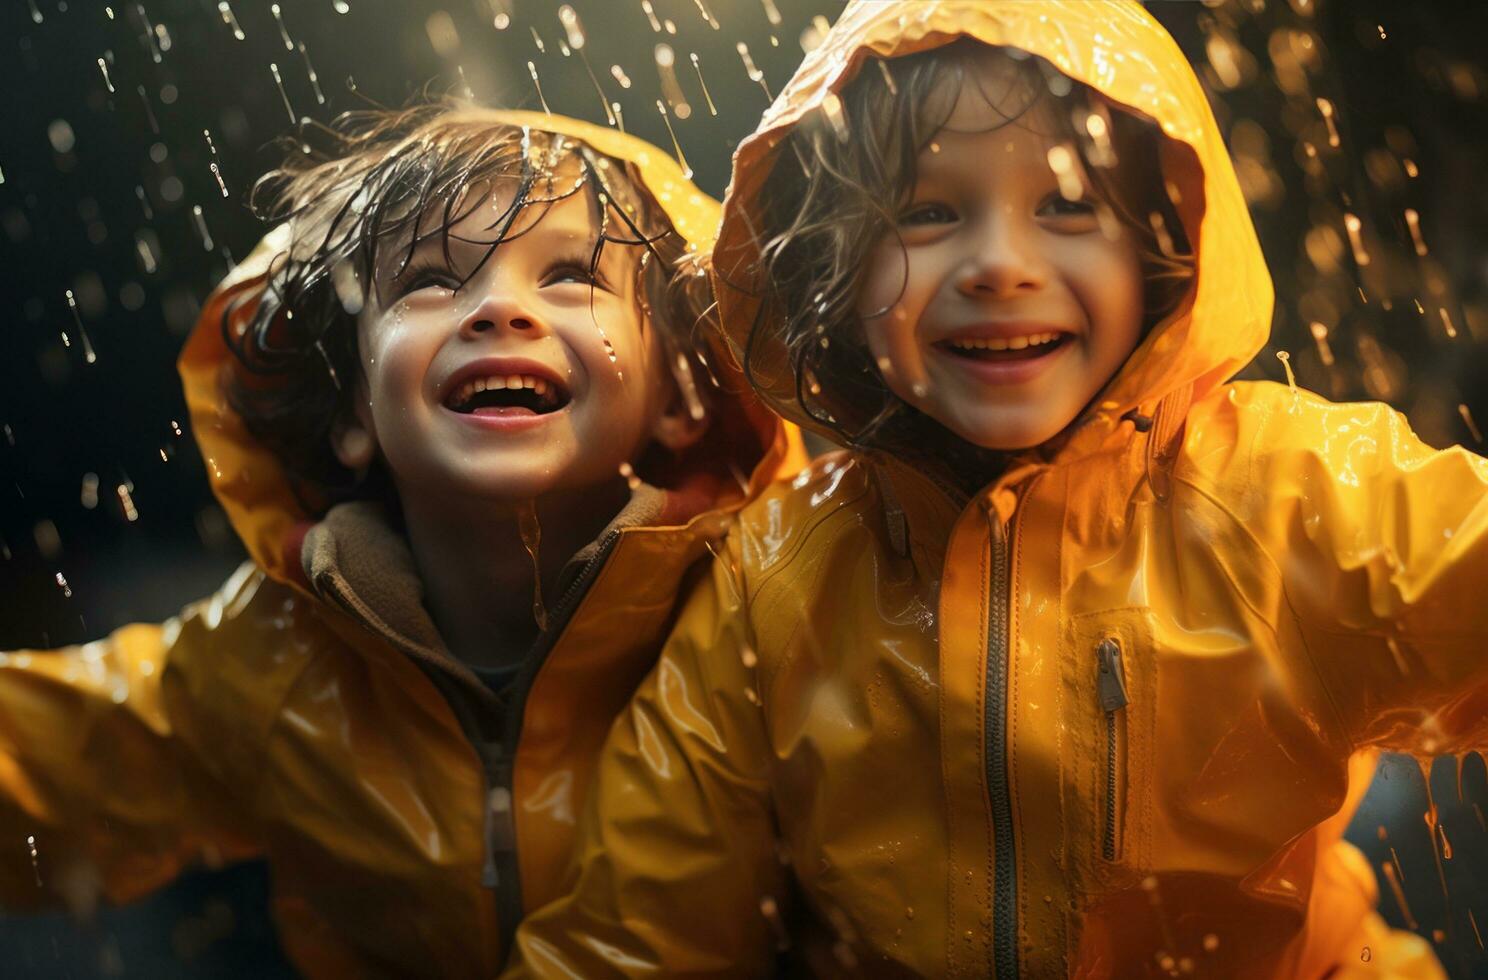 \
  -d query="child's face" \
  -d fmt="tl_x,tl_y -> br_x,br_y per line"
857,54 -> 1145,451
351,173 -> 670,504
